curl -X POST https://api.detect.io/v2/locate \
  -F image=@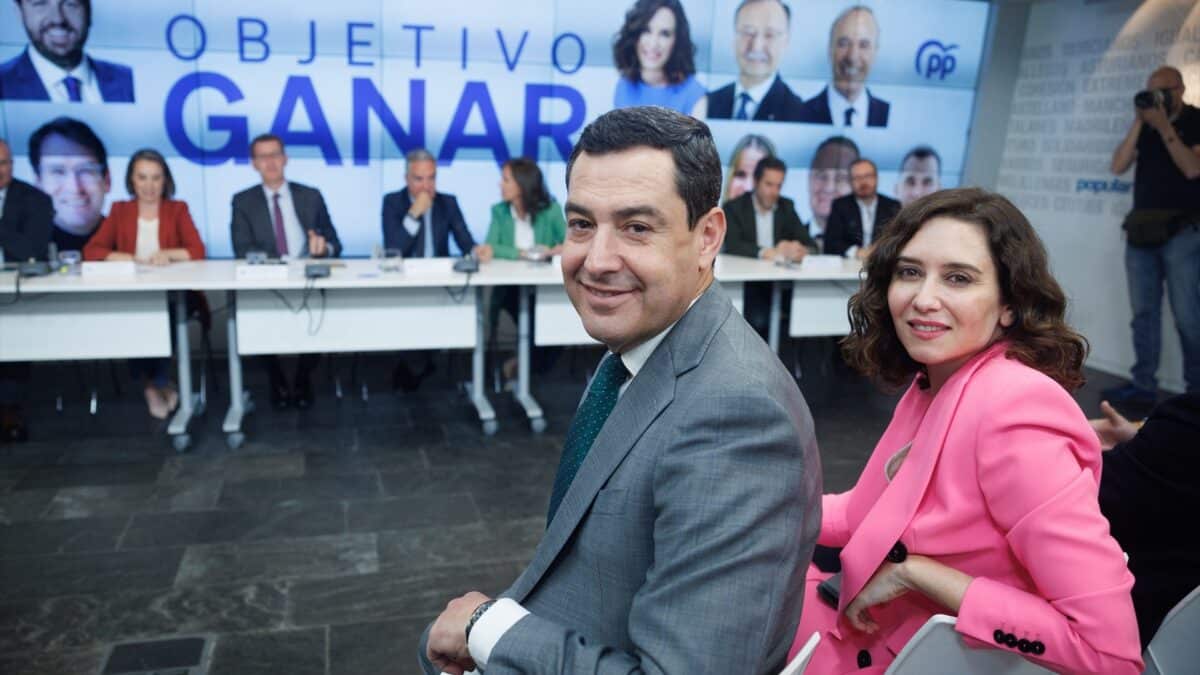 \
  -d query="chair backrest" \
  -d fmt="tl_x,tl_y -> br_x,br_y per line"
779,632 -> 820,675
885,615 -> 1055,675
1143,583 -> 1200,675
